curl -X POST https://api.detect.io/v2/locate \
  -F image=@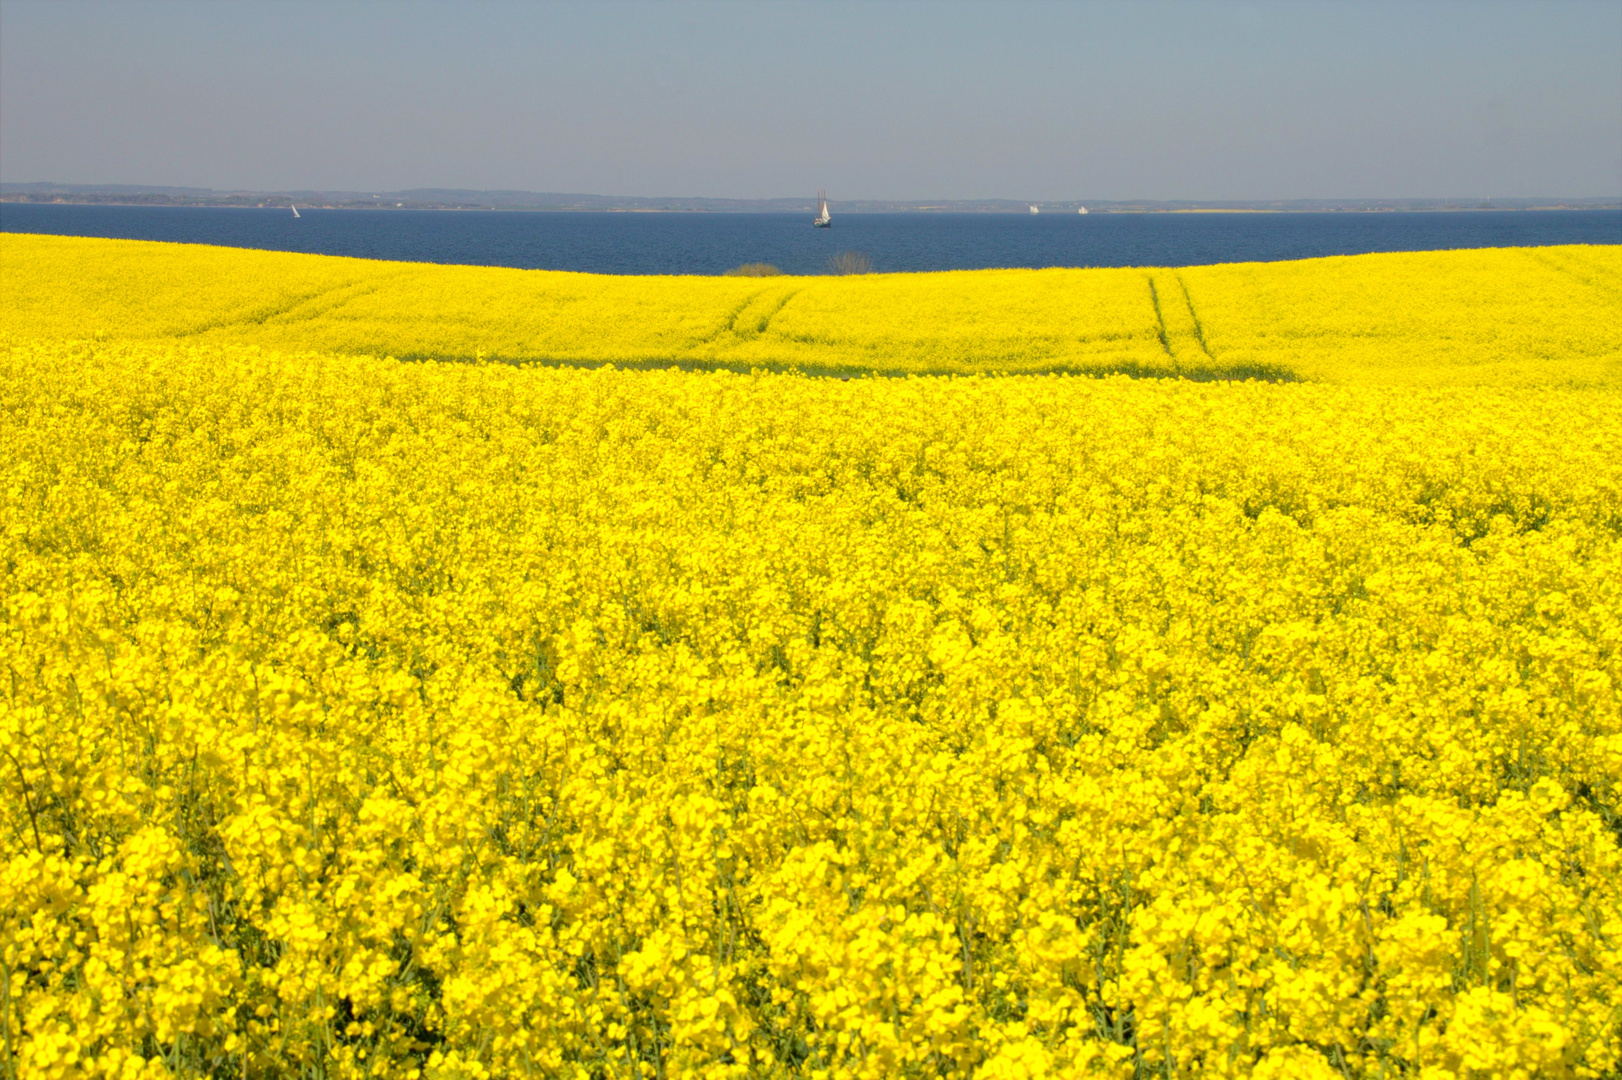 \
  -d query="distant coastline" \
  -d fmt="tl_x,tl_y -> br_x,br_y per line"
3,183 -> 1617,214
